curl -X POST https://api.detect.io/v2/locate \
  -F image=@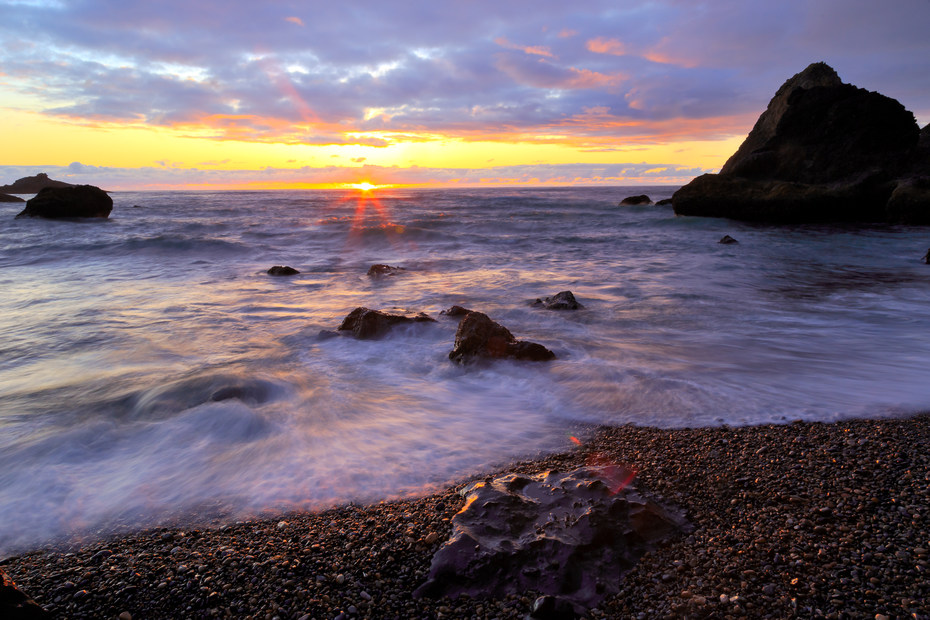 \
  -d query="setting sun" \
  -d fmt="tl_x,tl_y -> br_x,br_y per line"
346,182 -> 382,192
